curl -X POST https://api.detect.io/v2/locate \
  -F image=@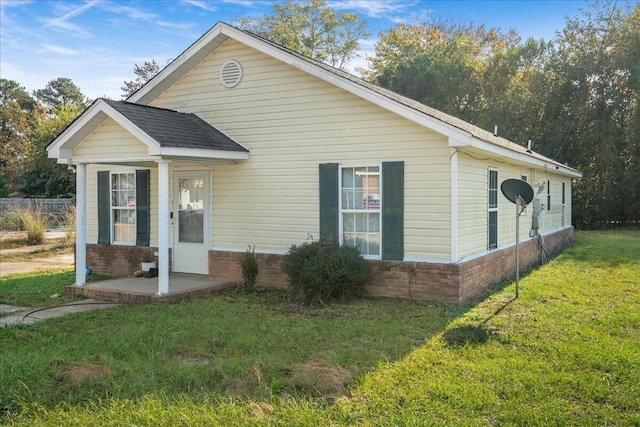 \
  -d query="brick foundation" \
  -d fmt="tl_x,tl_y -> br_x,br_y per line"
86,227 -> 574,305
86,244 -> 169,277
208,227 -> 574,304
